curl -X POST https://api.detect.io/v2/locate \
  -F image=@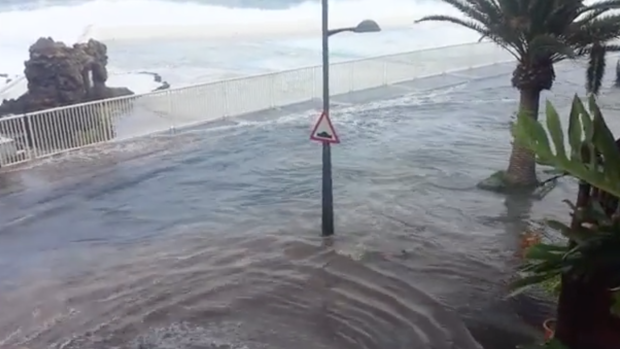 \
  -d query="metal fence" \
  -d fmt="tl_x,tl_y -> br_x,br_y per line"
0,41 -> 513,167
